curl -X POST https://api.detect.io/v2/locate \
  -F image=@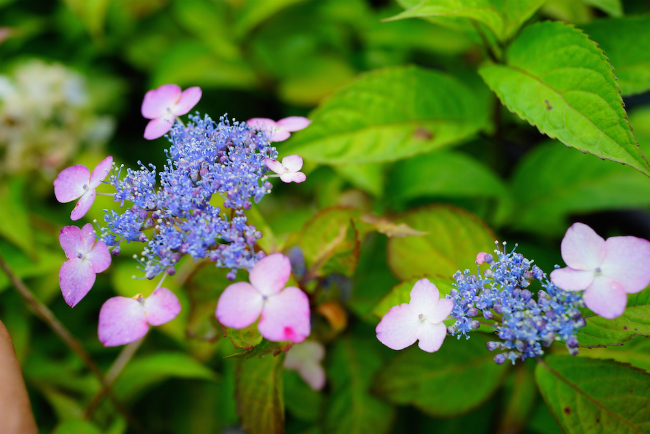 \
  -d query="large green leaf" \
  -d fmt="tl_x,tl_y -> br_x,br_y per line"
583,15 -> 650,96
536,356 -> 650,433
577,289 -> 650,348
580,336 -> 650,374
387,205 -> 495,280
510,141 -> 650,235
373,336 -> 506,416
388,0 -> 545,41
283,66 -> 488,165
480,21 -> 650,177
235,355 -> 284,434
113,352 -> 217,403
325,336 -> 395,434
